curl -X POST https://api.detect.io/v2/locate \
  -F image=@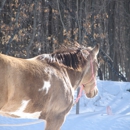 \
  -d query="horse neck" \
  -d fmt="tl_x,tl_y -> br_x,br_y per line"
66,68 -> 84,90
